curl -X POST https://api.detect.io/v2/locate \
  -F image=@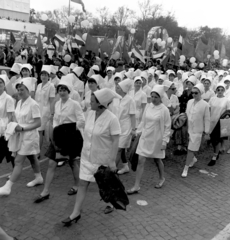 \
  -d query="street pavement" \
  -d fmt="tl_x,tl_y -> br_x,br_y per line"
1,141 -> 230,240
